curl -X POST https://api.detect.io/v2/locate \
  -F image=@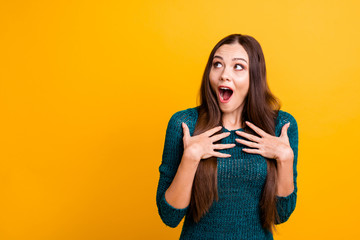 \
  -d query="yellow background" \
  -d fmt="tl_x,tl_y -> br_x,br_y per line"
1,0 -> 359,239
